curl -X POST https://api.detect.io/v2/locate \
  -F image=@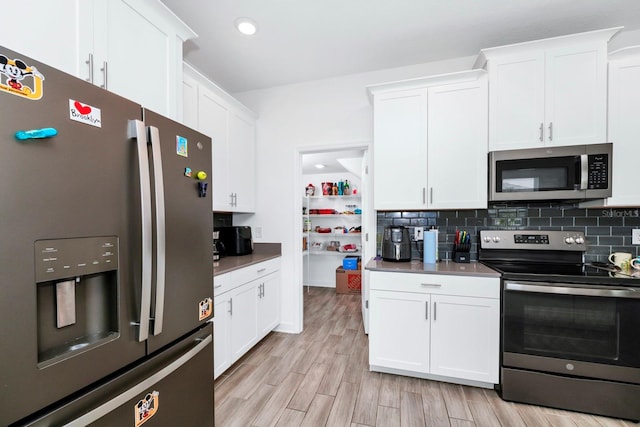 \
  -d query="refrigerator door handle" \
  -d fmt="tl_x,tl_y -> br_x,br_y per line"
128,120 -> 152,342
63,334 -> 213,427
148,125 -> 166,336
